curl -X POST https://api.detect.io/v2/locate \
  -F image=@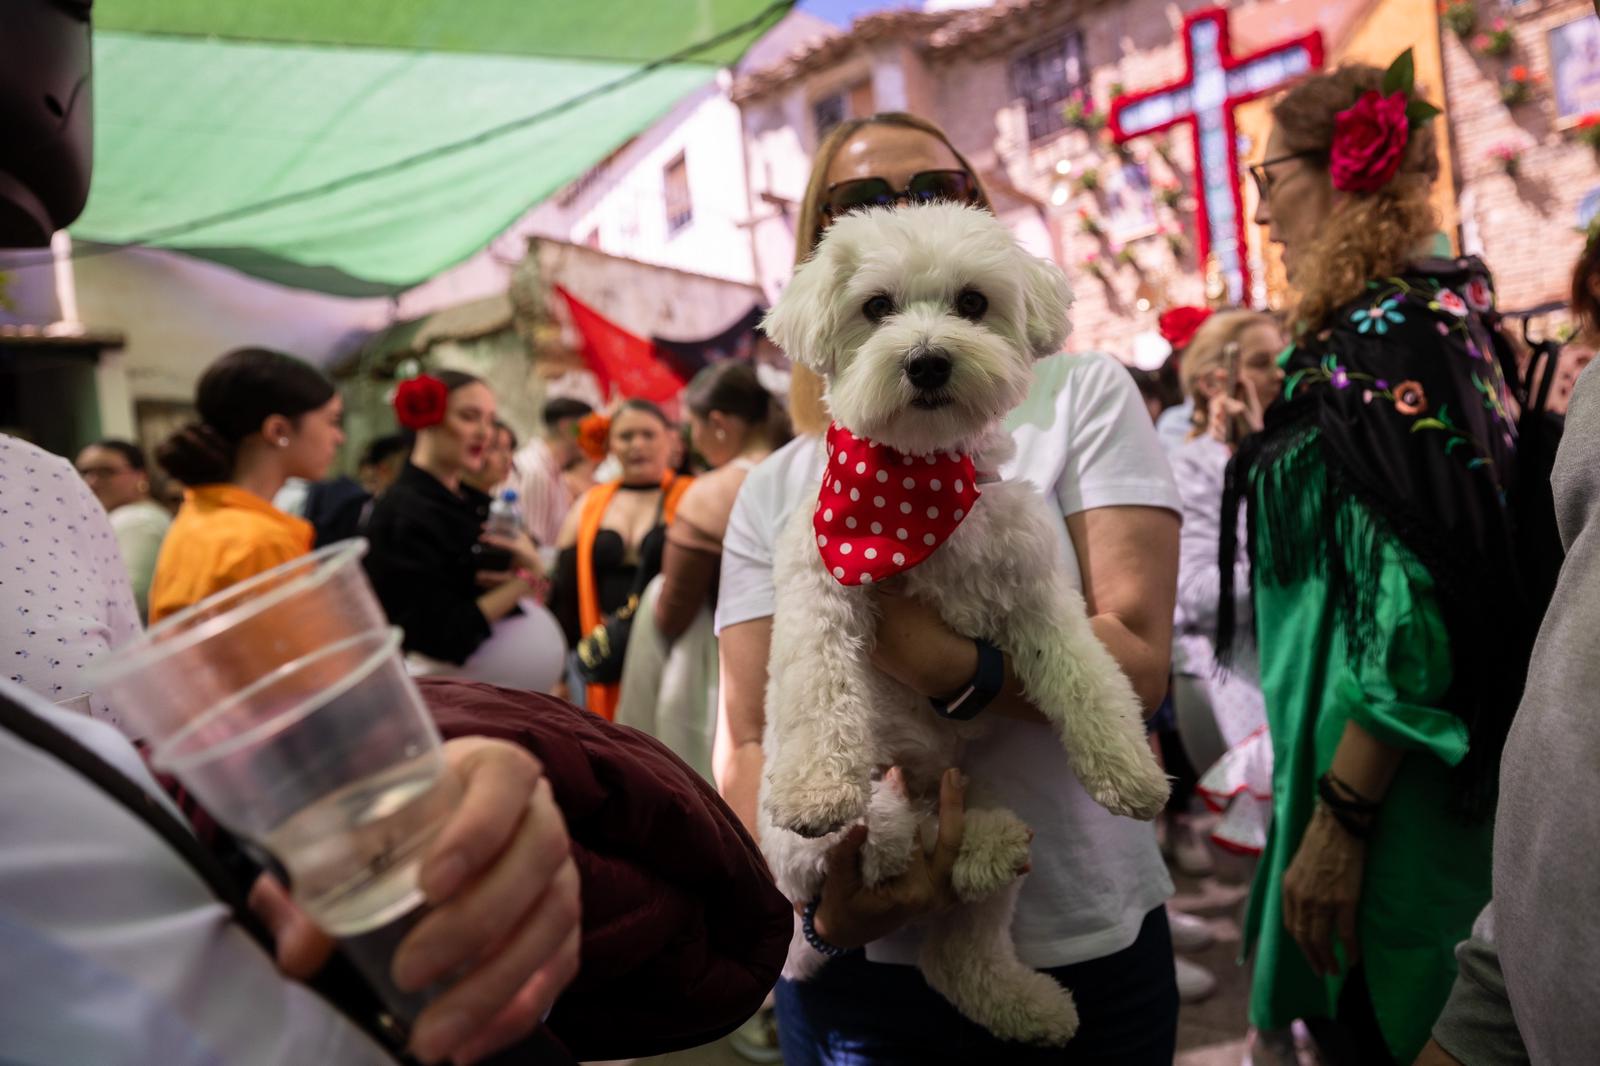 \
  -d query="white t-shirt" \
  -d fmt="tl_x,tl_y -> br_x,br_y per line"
717,353 -> 1181,969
